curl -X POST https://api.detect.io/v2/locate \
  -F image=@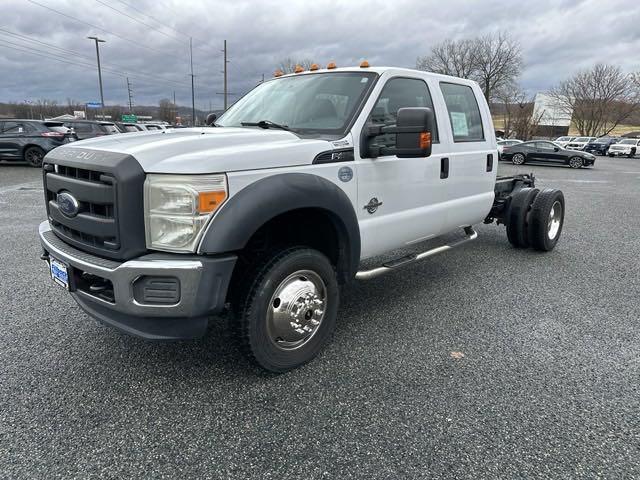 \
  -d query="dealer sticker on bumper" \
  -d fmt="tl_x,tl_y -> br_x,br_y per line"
50,257 -> 69,290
